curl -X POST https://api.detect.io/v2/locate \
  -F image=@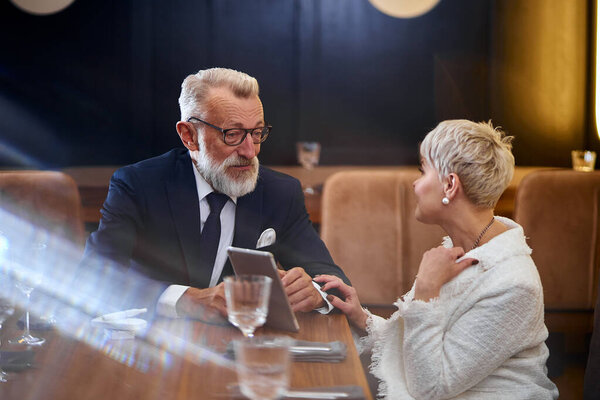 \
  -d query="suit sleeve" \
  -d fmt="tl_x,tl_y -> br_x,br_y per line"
273,178 -> 351,286
82,167 -> 144,267
77,168 -> 167,318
